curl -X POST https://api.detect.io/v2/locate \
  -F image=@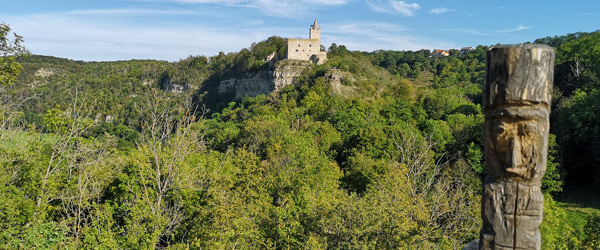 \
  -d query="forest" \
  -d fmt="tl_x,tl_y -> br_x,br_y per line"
1,22 -> 600,249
